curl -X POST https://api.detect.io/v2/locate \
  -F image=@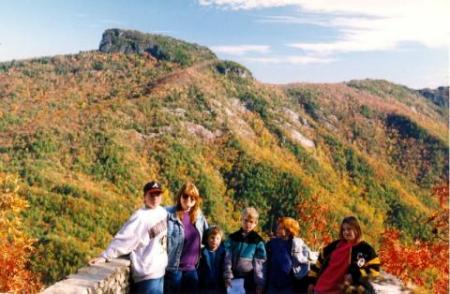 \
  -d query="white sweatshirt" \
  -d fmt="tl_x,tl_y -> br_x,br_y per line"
101,205 -> 168,282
